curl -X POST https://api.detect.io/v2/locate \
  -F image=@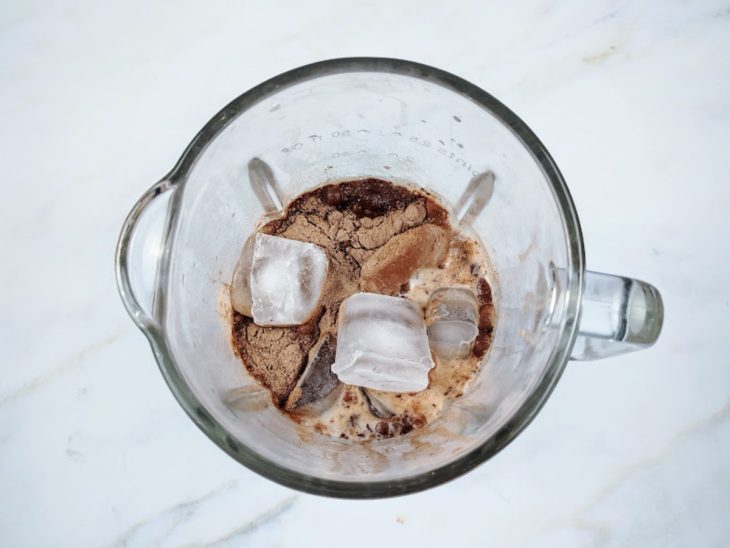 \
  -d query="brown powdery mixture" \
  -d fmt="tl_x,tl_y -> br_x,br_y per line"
231,178 -> 495,440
